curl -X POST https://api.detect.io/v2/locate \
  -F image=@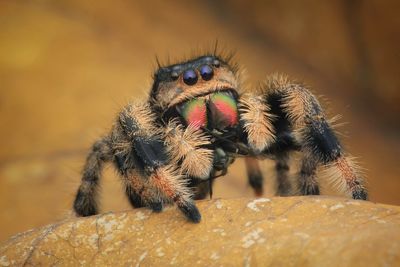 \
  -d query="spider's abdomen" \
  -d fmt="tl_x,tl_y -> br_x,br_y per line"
180,91 -> 238,130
